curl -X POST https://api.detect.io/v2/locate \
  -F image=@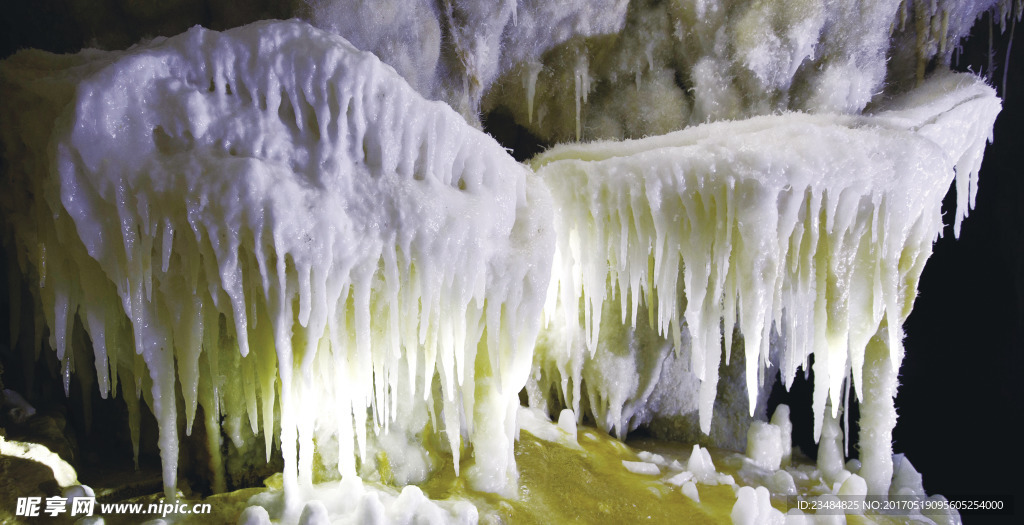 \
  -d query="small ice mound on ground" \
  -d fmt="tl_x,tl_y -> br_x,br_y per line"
557,408 -> 578,441
244,477 -> 478,525
238,506 -> 271,525
890,453 -> 925,496
768,471 -> 796,496
817,410 -> 845,486
298,501 -> 330,525
636,451 -> 666,465
681,481 -> 700,502
516,406 -> 582,449
770,405 -> 793,468
837,474 -> 868,515
687,445 -> 716,482
622,460 -> 661,476
746,420 -> 784,471
731,486 -> 784,525
665,471 -> 693,486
